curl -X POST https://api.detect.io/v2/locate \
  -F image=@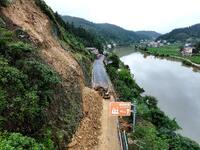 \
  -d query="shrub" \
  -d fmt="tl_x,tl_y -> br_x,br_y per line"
107,53 -> 120,68
0,26 -> 61,135
0,59 -> 40,132
150,108 -> 180,131
0,18 -> 6,28
131,121 -> 169,150
182,60 -> 192,66
2,42 -> 35,63
143,96 -> 158,109
0,0 -> 14,7
0,28 -> 12,46
0,132 -> 45,150
170,135 -> 200,150
118,69 -> 132,85
0,56 -> 62,133
0,21 -> 85,148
